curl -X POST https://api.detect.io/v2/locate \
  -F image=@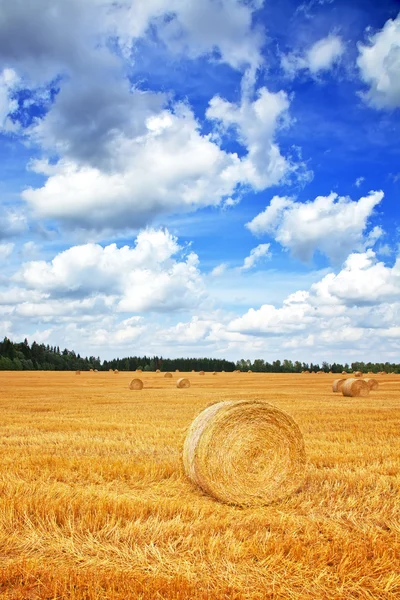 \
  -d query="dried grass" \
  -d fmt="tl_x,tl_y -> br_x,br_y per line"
199,371 -> 205,376
164,372 -> 173,378
75,371 -> 81,375
182,400 -> 306,507
341,378 -> 370,397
